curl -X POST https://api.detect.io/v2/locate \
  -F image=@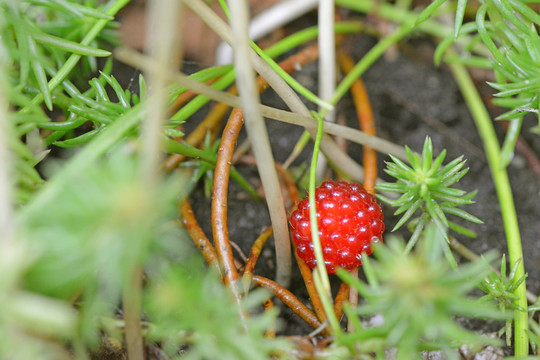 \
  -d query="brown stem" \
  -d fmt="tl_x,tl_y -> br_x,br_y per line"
252,275 -> 322,331
333,281 -> 349,322
210,44 -> 321,288
211,108 -> 245,299
179,199 -> 221,275
337,52 -> 377,193
242,226 -> 273,293
263,298 -> 276,339
338,52 -> 380,333
346,268 -> 359,332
